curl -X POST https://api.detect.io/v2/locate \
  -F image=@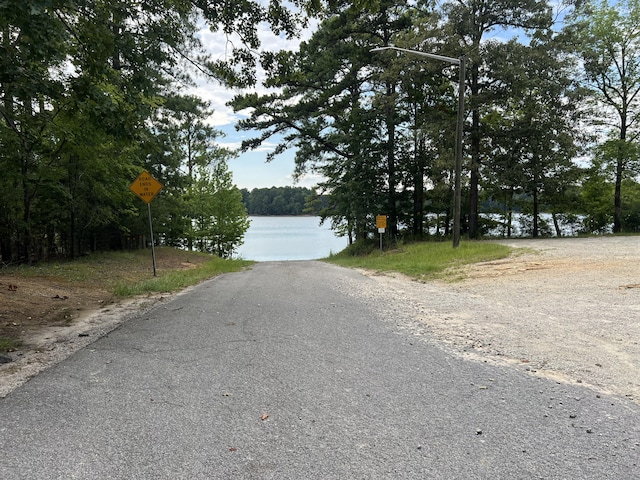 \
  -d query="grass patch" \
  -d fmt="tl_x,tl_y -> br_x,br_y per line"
1,247 -> 253,298
325,239 -> 512,281
0,338 -> 21,353
111,255 -> 251,297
